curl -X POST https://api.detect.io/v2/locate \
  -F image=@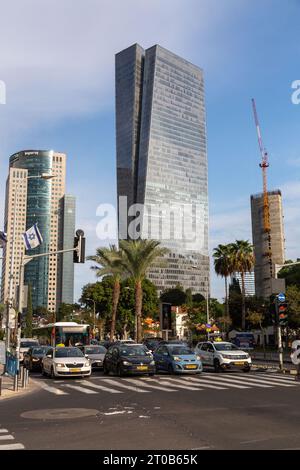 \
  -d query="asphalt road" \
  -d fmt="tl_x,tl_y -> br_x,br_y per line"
1,369 -> 300,450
